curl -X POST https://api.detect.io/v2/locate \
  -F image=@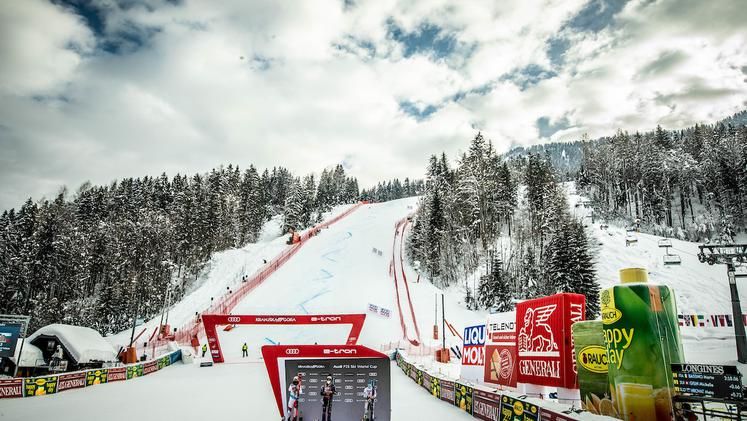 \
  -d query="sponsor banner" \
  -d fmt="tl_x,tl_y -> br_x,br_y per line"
540,408 -> 577,421
0,378 -> 23,398
421,371 -> 432,392
439,379 -> 455,405
461,323 -> 486,382
169,349 -> 182,365
379,307 -> 392,318
24,376 -> 58,397
283,356 -> 390,421
126,364 -> 143,379
430,376 -> 441,399
454,382 -> 473,414
158,355 -> 170,370
500,395 -> 539,421
571,321 -> 611,415
0,323 -> 21,358
409,365 -> 420,383
143,360 -> 158,375
86,369 -> 108,386
602,284 -> 684,421
57,372 -> 86,392
484,311 -> 518,387
472,389 -> 501,421
108,367 -> 127,382
672,363 -> 743,400
516,293 -> 585,388
678,313 -> 747,328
